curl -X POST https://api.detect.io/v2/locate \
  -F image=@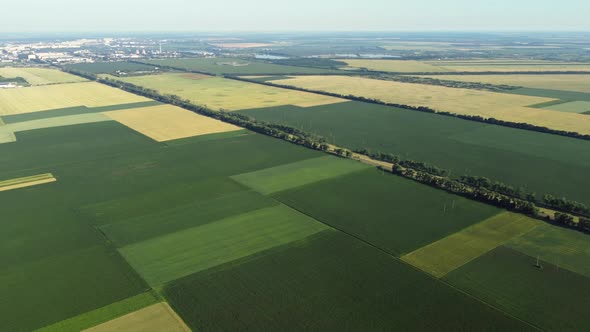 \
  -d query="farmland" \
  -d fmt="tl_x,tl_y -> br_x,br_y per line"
446,247 -> 590,331
270,75 -> 590,134
108,73 -> 344,110
65,61 -> 158,74
424,60 -> 590,72
416,74 -> 590,93
143,57 -> 345,75
164,231 -> 531,331
0,67 -> 87,85
239,101 -> 590,205
341,59 -> 452,72
85,303 -> 190,332
0,81 -> 149,115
